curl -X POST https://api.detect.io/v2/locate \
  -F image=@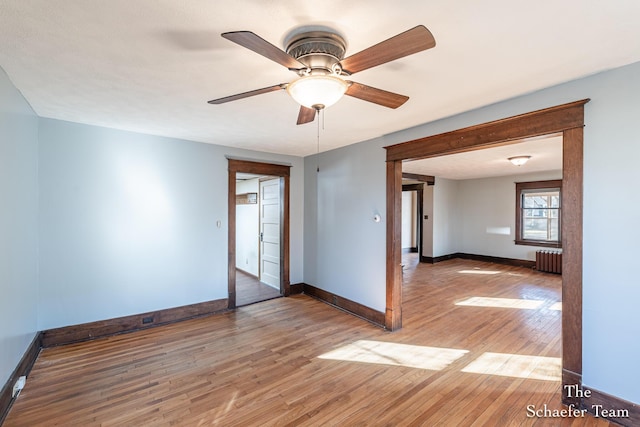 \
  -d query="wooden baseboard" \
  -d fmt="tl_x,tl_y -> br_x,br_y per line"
421,254 -> 456,264
456,253 -> 536,268
42,298 -> 229,347
562,368 -> 582,407
582,386 -> 640,426
562,369 -> 638,426
420,252 -> 535,268
0,332 -> 42,425
402,247 -> 418,254
289,283 -> 304,295
302,284 -> 385,328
